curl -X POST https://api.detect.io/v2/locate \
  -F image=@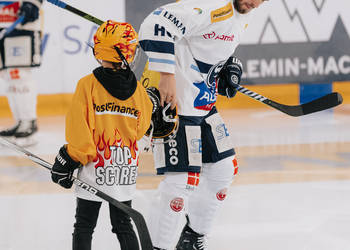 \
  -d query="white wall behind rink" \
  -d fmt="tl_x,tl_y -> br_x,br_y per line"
0,0 -> 126,95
